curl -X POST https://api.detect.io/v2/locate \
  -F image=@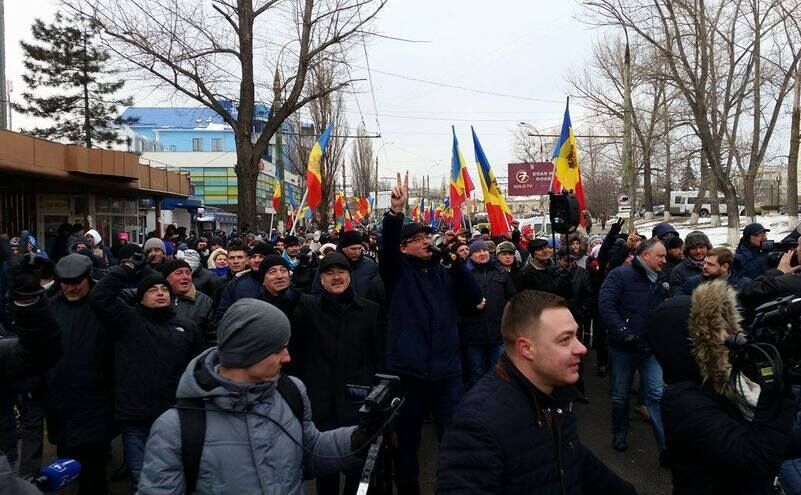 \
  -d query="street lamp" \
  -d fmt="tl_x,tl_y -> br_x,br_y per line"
519,122 -> 545,162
